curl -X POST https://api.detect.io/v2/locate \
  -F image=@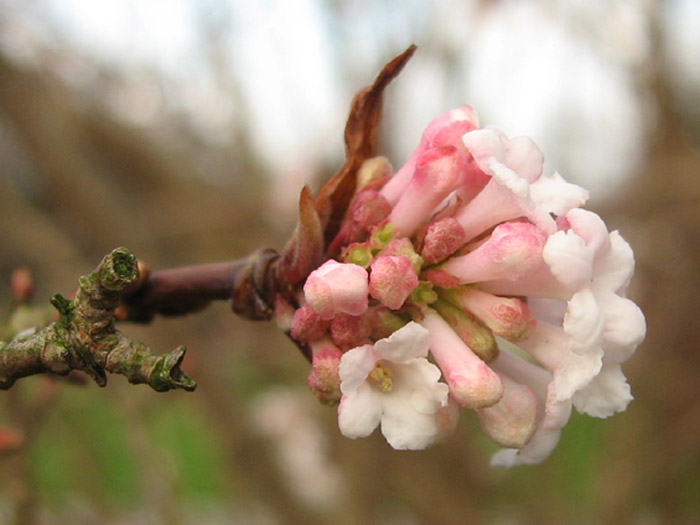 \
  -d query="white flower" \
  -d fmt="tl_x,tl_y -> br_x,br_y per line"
481,208 -> 645,421
290,100 -> 645,467
337,322 -> 450,450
